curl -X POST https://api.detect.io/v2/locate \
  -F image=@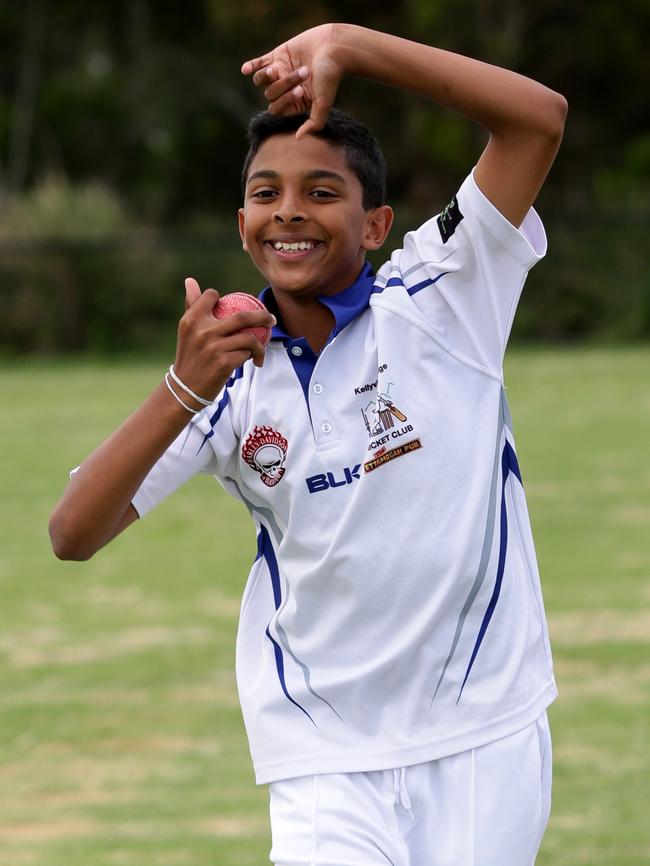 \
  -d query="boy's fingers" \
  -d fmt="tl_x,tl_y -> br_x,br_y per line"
212,309 -> 275,336
184,287 -> 220,318
296,119 -> 315,139
243,335 -> 266,368
252,63 -> 291,88
264,67 -> 309,102
195,288 -> 220,312
241,53 -> 273,76
296,99 -> 333,138
215,335 -> 267,368
252,66 -> 272,87
184,277 -> 202,311
268,89 -> 308,118
310,97 -> 334,129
